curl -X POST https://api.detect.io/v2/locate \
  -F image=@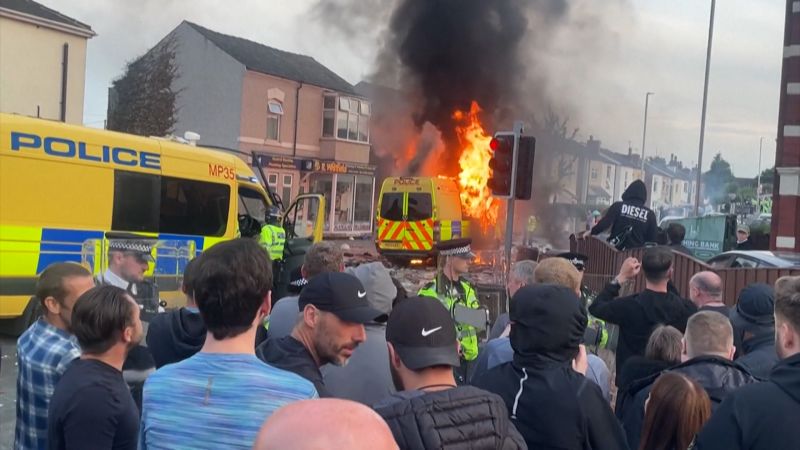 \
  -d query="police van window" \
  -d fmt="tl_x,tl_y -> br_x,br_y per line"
159,176 -> 230,237
112,171 -> 160,232
407,193 -> 432,221
239,186 -> 269,222
380,193 -> 404,221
